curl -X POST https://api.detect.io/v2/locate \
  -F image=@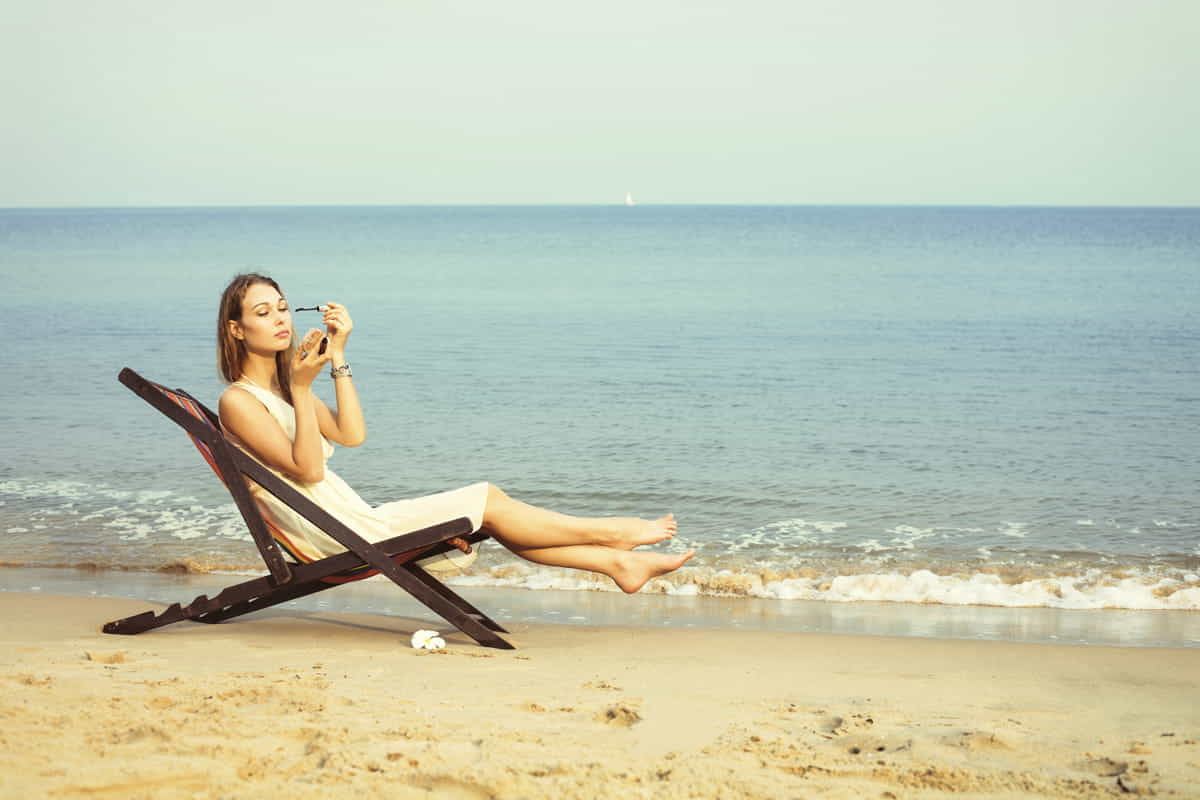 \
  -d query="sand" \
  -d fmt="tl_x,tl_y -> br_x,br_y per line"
1,592 -> 1197,799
